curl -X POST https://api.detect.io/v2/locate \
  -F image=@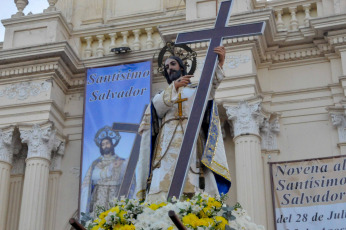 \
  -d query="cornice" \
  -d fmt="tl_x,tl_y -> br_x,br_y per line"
72,13 -> 186,37
253,0 -> 320,9
158,9 -> 274,43
310,14 -> 346,33
0,42 -> 81,71
81,49 -> 159,68
1,11 -> 72,36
